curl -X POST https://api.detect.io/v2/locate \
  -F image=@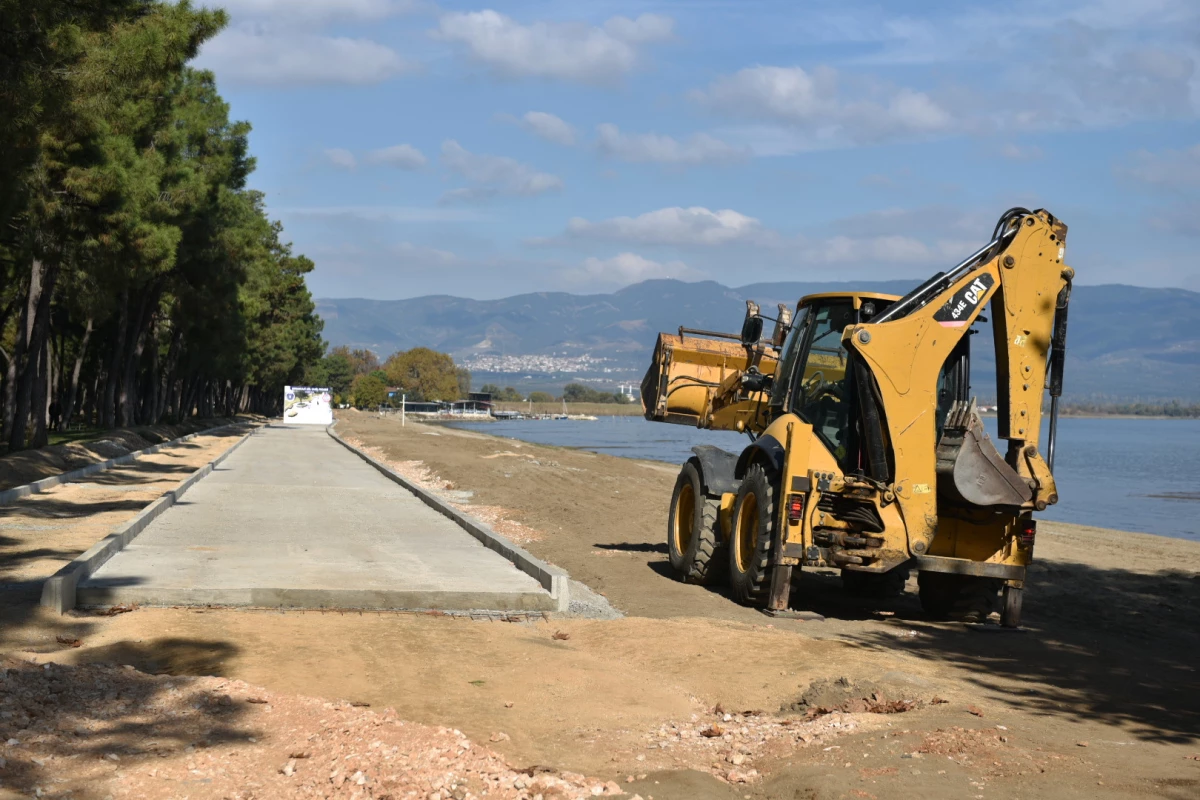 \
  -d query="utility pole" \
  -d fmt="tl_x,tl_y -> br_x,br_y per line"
401,394 -> 406,427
